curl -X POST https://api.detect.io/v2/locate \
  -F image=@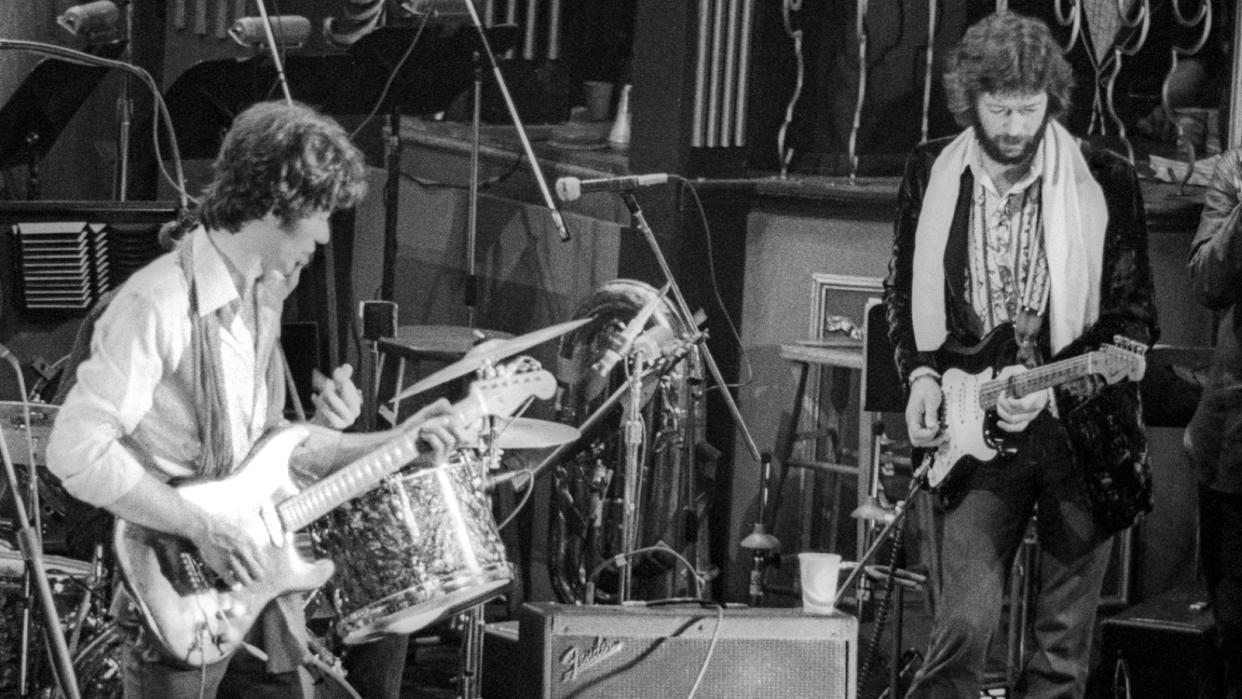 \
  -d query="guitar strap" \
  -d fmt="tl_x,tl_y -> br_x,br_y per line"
1014,308 -> 1044,368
